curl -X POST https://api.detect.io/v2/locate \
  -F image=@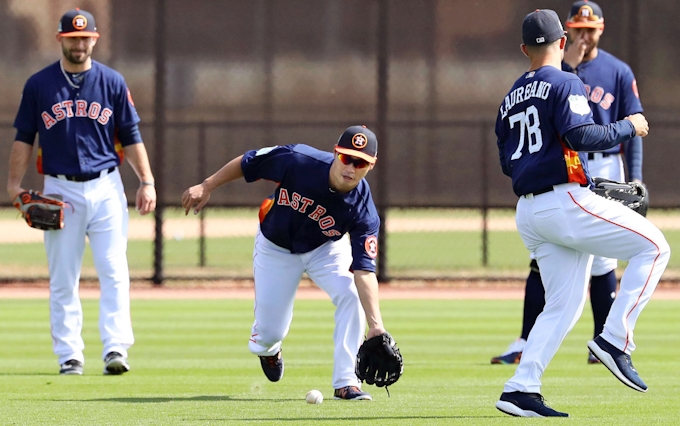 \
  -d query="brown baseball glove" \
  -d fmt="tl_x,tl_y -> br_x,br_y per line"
13,190 -> 66,230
